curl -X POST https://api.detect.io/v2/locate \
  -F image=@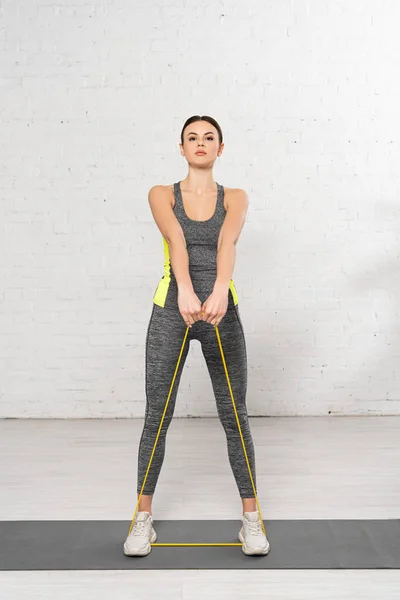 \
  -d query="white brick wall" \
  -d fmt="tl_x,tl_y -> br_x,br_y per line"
1,0 -> 399,417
